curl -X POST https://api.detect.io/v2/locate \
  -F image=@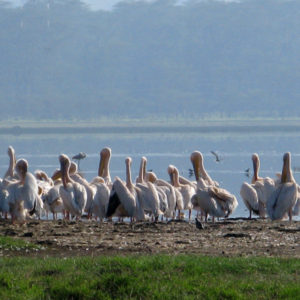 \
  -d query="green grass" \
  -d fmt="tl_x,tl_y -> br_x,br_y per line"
0,255 -> 299,299
0,236 -> 42,251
